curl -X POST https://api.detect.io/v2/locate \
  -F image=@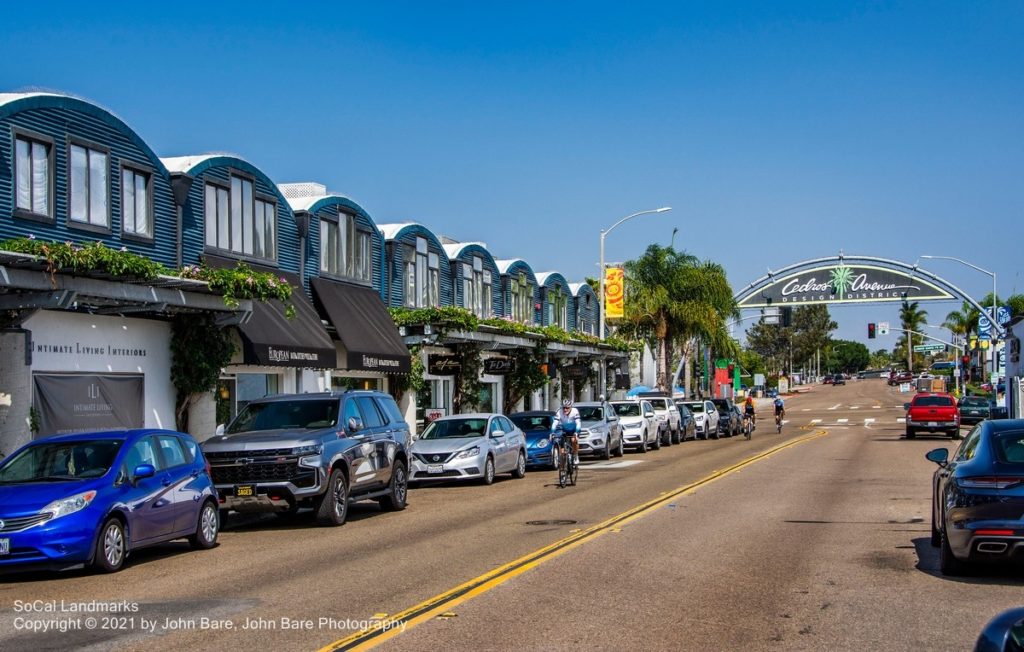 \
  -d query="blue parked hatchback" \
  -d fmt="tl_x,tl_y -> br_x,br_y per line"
0,429 -> 219,574
509,412 -> 562,469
